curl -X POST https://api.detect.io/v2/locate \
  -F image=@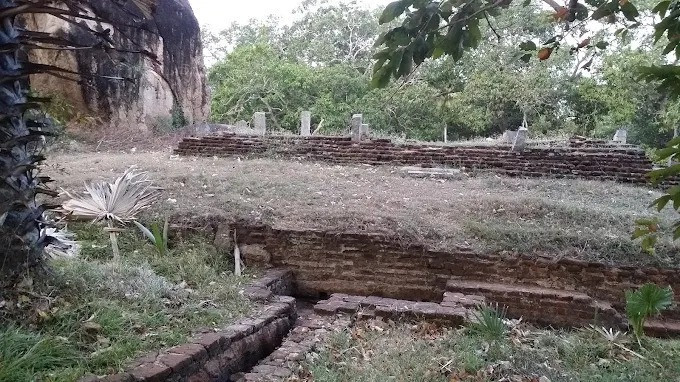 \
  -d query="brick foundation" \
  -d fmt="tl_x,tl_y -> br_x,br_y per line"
174,134 -> 668,185
231,224 -> 680,321
82,270 -> 297,382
